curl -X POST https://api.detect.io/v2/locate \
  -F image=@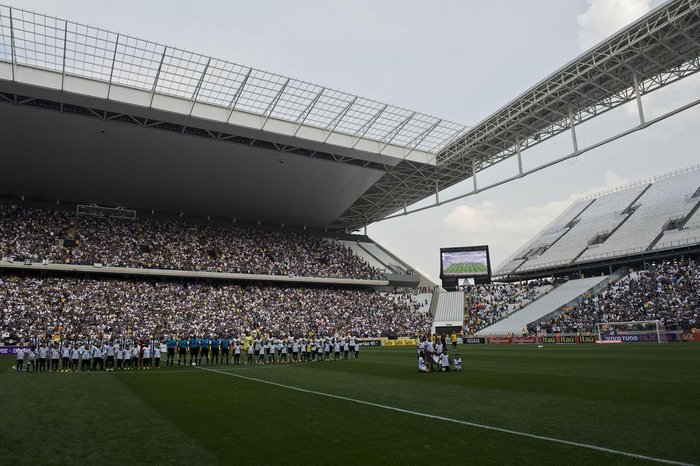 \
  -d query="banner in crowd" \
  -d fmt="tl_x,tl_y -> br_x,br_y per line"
463,337 -> 486,345
486,336 -> 512,345
486,336 -> 536,344
542,335 -> 593,344
512,336 -> 536,344
0,346 -> 20,355
600,332 -> 680,343
383,338 -> 418,347
356,338 -> 384,347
